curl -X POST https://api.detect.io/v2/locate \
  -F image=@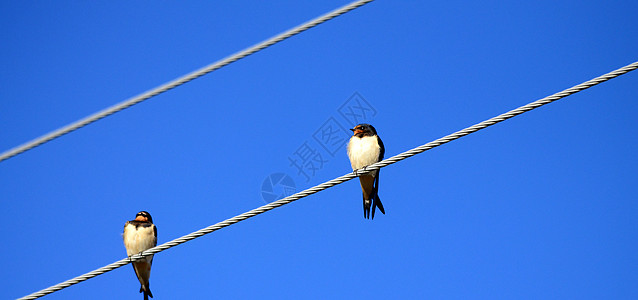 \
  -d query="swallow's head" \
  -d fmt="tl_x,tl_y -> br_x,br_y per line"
135,211 -> 153,223
350,123 -> 377,138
